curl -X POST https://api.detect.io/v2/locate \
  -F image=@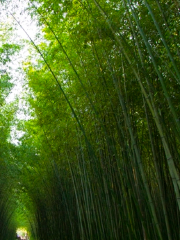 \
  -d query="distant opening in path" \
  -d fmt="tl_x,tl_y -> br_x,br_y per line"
16,228 -> 29,240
